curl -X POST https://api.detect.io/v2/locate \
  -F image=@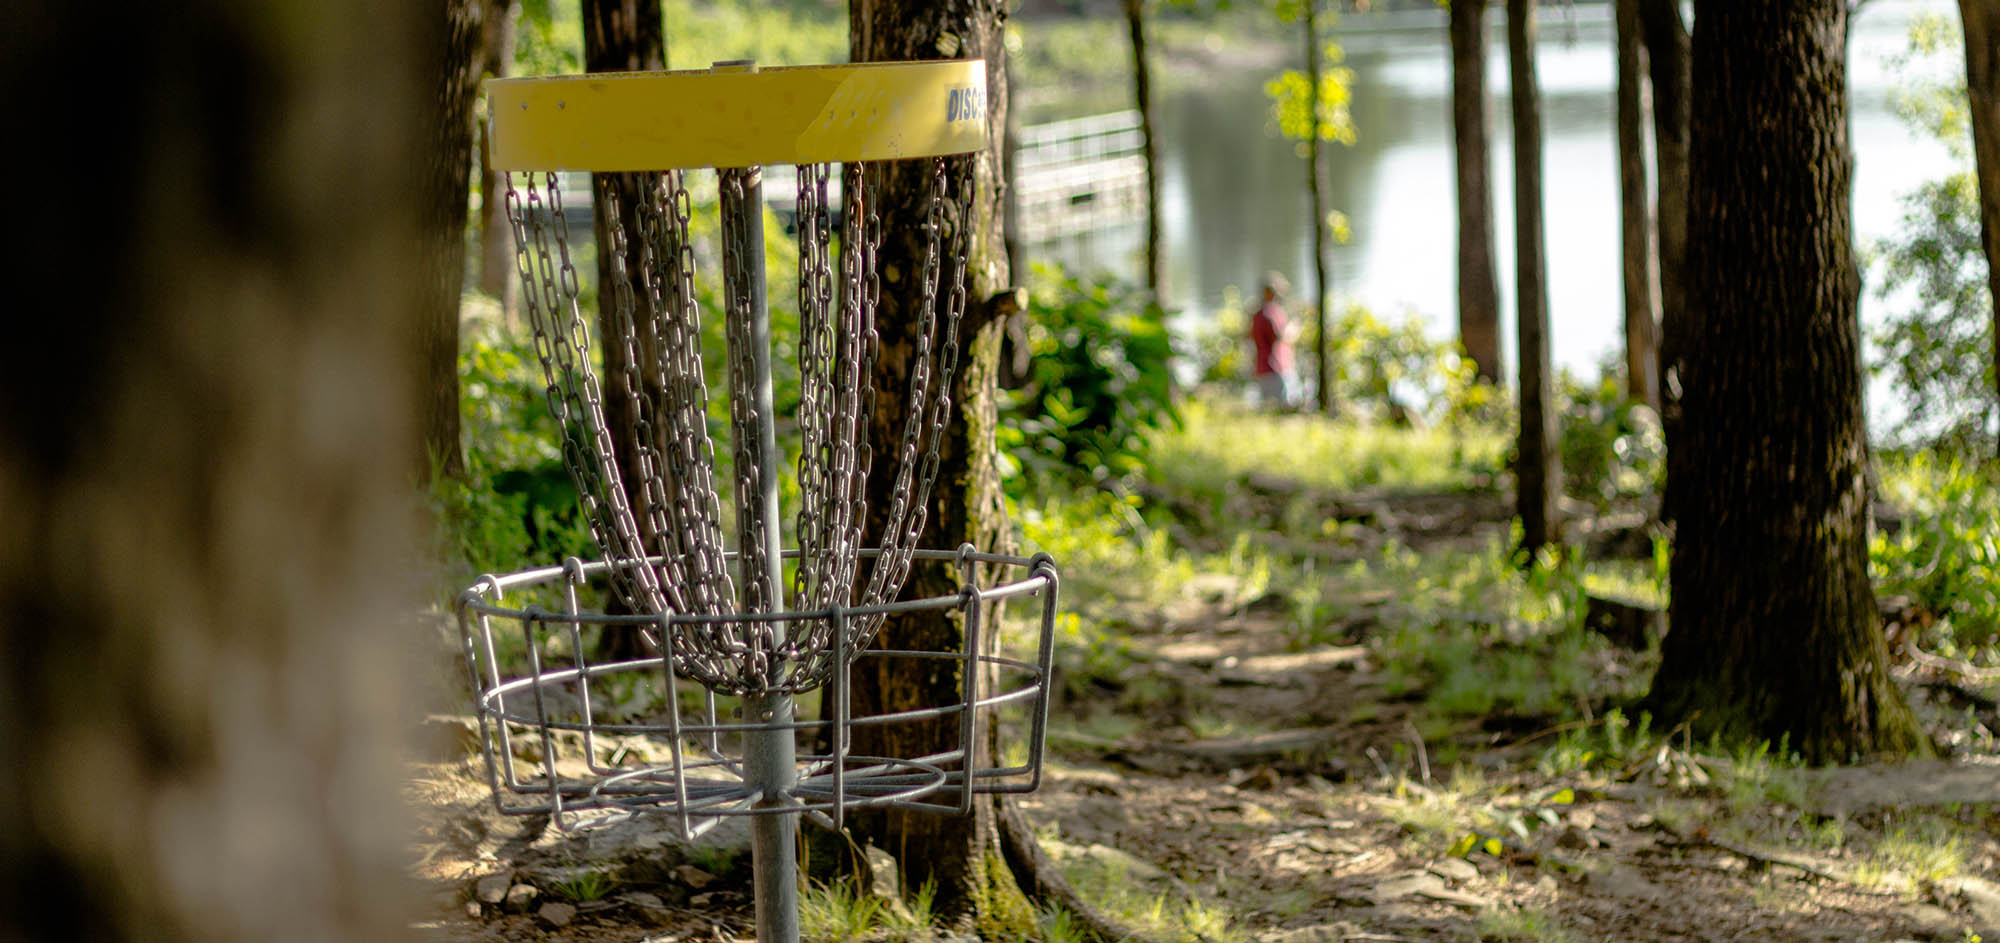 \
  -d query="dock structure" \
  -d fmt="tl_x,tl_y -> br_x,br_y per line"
1013,109 -> 1147,243
552,109 -> 1148,244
